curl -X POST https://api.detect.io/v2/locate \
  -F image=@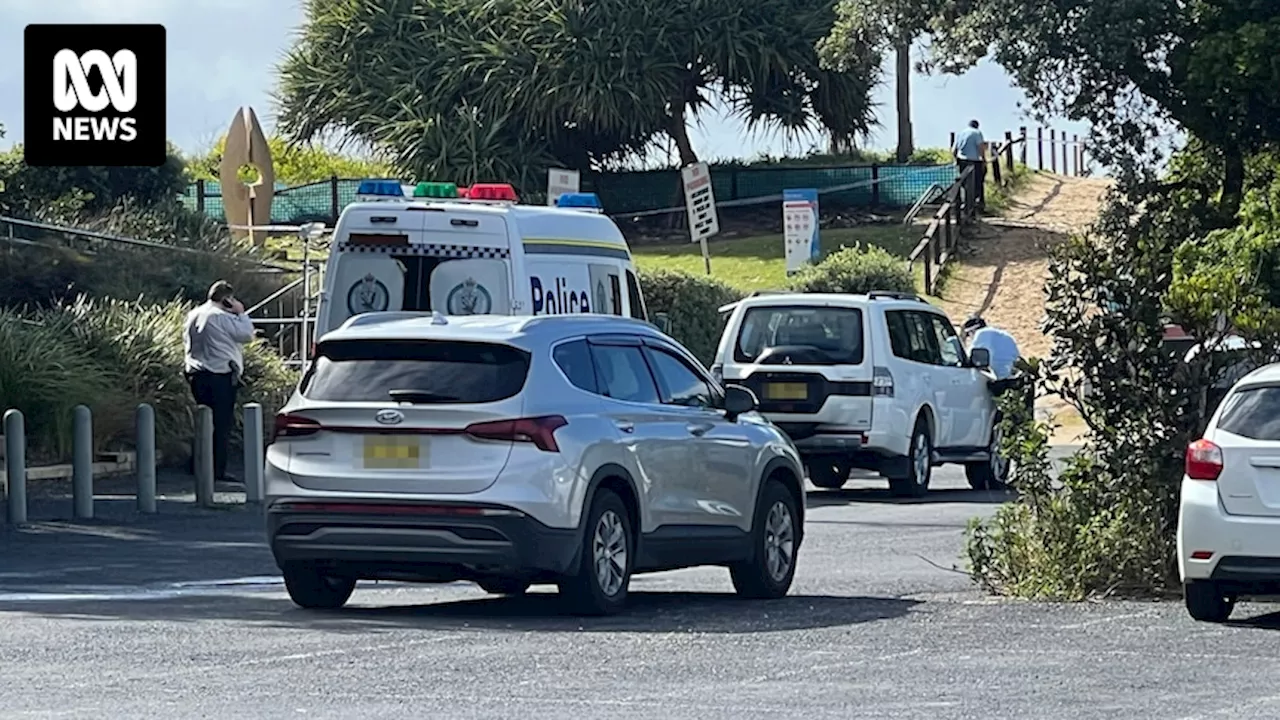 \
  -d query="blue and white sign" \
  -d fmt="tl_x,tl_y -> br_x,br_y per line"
782,188 -> 820,274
